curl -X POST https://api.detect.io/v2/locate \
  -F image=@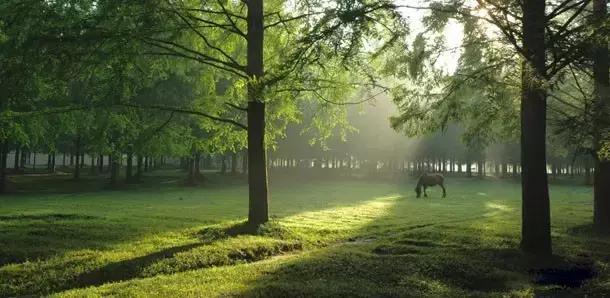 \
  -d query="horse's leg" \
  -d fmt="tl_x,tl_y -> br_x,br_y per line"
441,183 -> 446,198
423,186 -> 428,197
